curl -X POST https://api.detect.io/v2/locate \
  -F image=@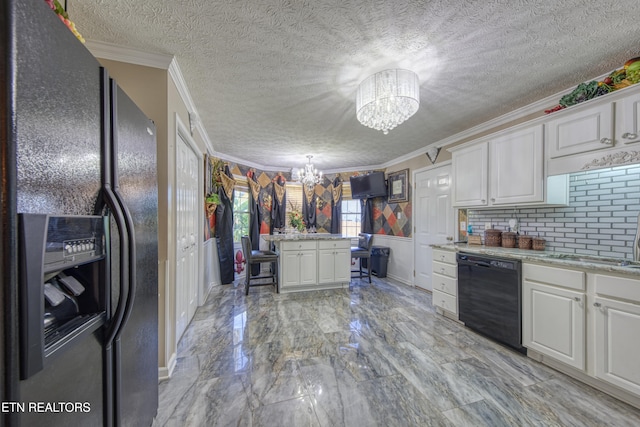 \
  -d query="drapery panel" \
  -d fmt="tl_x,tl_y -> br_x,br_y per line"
330,177 -> 342,234
361,197 -> 374,234
302,184 -> 317,231
271,174 -> 286,233
217,165 -> 235,284
247,170 -> 261,276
